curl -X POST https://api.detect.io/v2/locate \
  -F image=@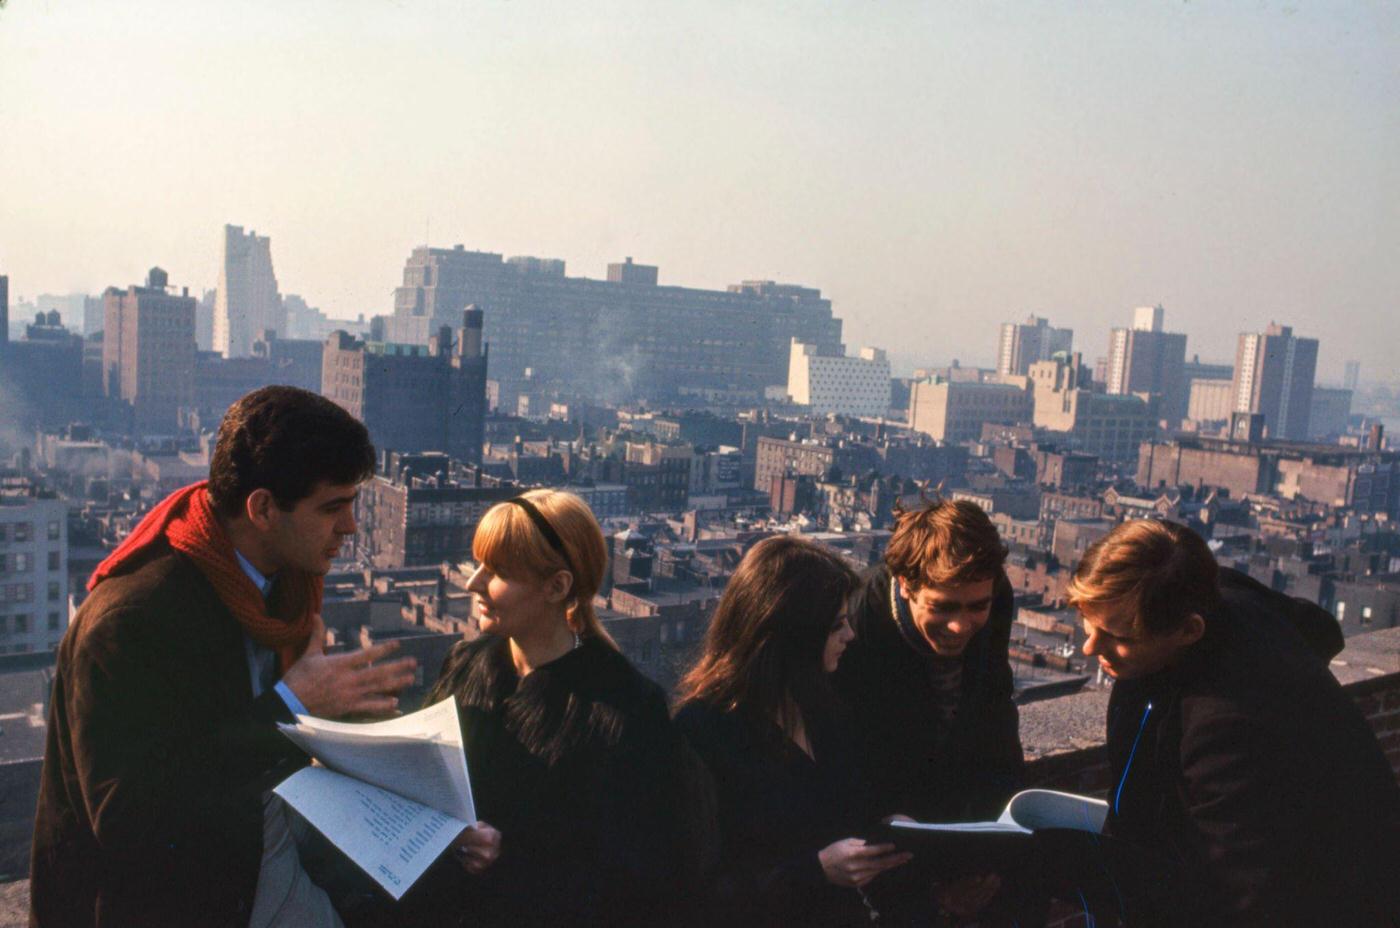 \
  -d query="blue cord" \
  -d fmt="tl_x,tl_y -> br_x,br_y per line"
1113,701 -> 1154,816
1075,887 -> 1095,927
